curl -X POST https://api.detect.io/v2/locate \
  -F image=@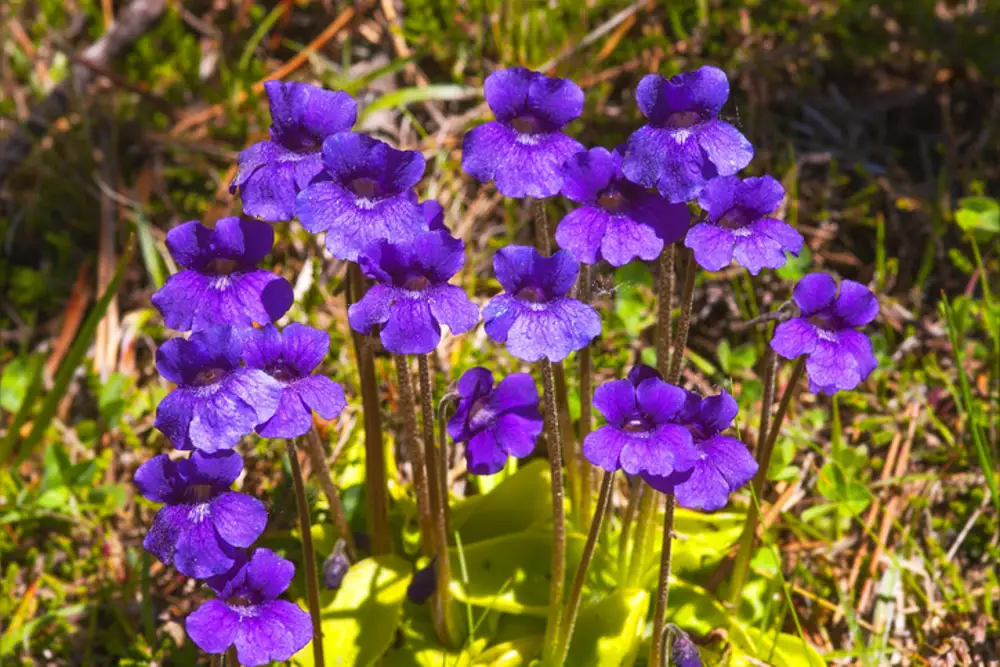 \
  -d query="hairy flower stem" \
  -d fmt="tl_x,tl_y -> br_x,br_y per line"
728,356 -> 806,604
393,355 -> 436,556
539,358 -> 567,665
347,263 -> 390,555
225,646 -> 240,666
578,263 -> 595,526
655,245 -> 676,375
557,471 -> 614,662
304,426 -> 356,561
417,354 -> 460,648
650,248 -> 696,667
288,439 -> 325,667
